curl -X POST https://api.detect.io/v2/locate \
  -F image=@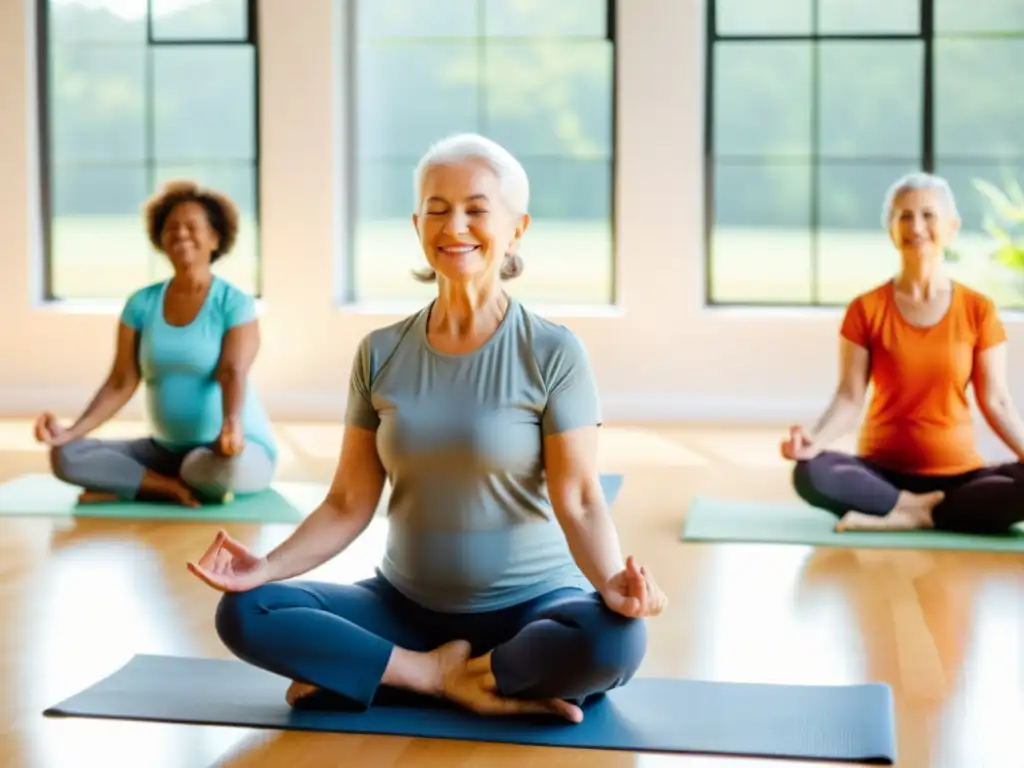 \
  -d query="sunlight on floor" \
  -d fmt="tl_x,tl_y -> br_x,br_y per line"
693,546 -> 865,686
598,427 -> 708,468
